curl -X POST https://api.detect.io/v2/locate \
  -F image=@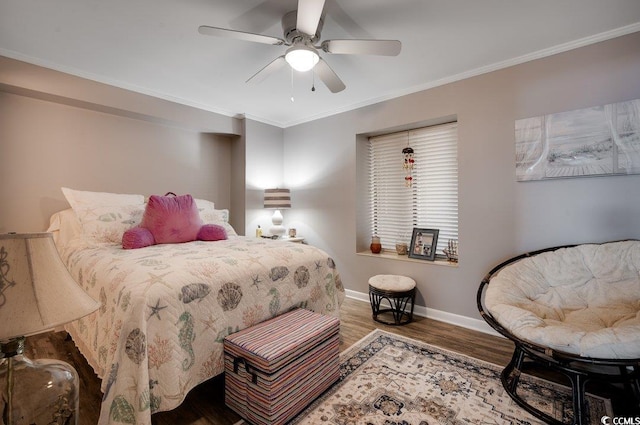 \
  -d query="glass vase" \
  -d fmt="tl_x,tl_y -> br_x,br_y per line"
0,337 -> 79,425
370,236 -> 382,254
